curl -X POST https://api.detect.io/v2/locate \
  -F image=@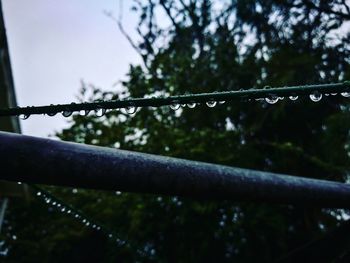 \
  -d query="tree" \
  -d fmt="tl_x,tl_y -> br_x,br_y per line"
3,1 -> 350,262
